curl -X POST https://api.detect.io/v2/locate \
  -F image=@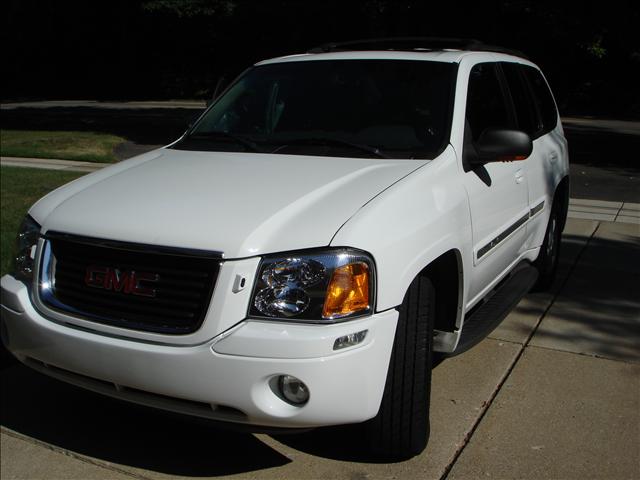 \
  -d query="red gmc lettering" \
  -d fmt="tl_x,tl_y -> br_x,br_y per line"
84,265 -> 158,297
131,272 -> 159,297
